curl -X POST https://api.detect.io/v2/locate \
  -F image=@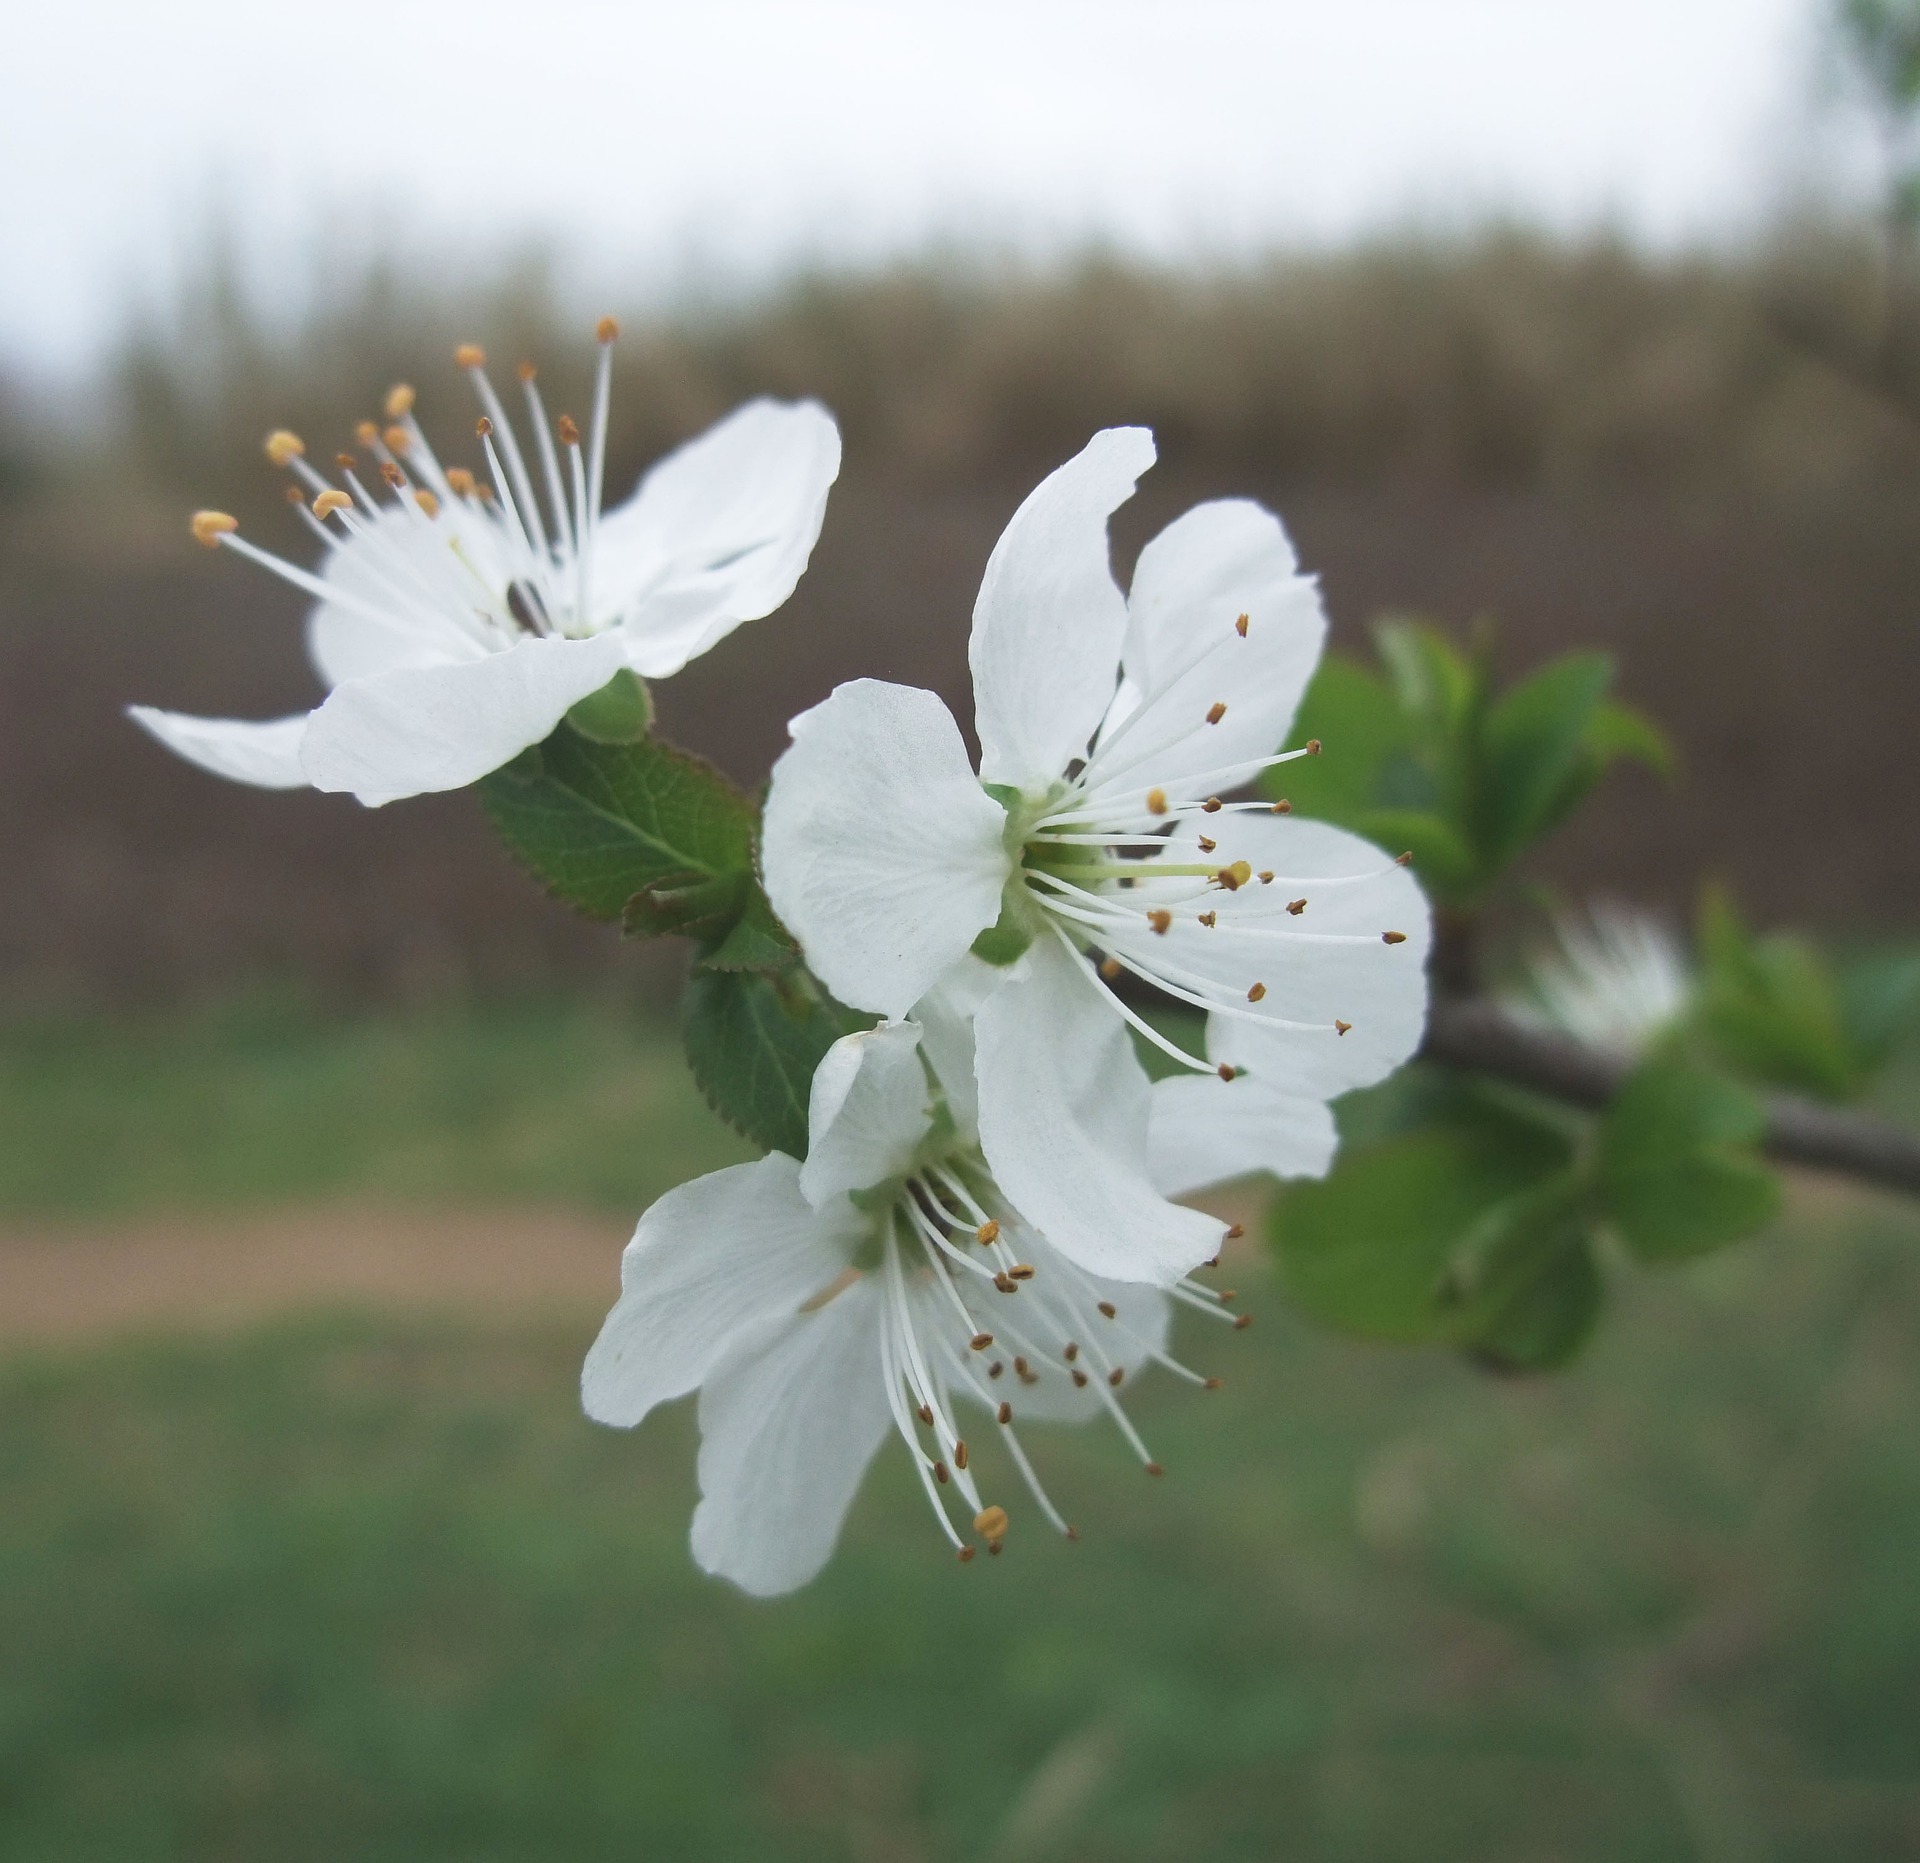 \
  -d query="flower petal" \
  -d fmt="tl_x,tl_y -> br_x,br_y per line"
127,707 -> 314,790
1118,815 -> 1430,1098
582,1152 -> 866,1430
689,1277 -> 892,1597
1089,499 -> 1327,802
300,632 -> 628,806
909,956 -> 1001,1143
800,1021 -> 934,1209
762,679 -> 1010,1019
306,510 -> 491,687
598,398 -> 842,677
1148,1074 -> 1336,1197
970,427 -> 1155,791
974,939 -> 1222,1283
